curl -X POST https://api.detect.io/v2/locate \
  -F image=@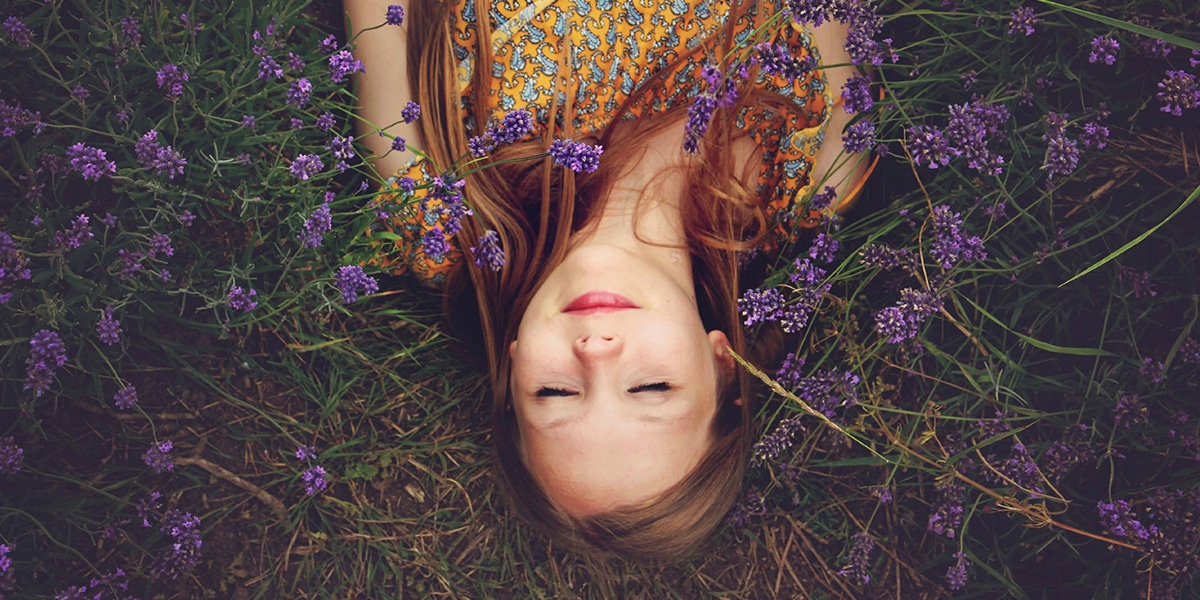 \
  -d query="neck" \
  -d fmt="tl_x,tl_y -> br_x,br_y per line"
574,123 -> 696,296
